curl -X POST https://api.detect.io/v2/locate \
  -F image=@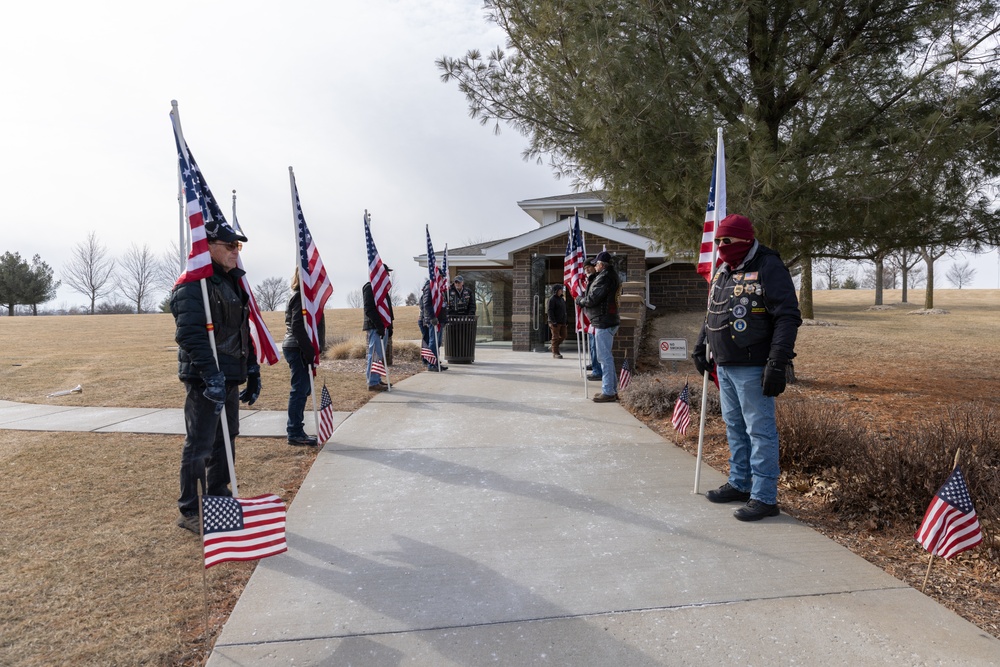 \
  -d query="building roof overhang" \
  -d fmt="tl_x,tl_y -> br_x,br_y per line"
414,218 -> 666,268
